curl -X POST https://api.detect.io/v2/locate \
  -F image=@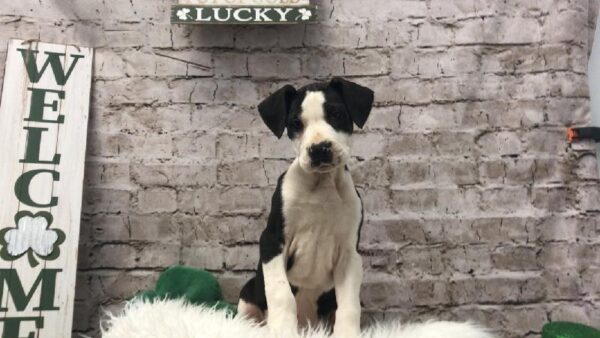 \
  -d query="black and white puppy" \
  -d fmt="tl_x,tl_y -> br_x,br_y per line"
237,78 -> 374,338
